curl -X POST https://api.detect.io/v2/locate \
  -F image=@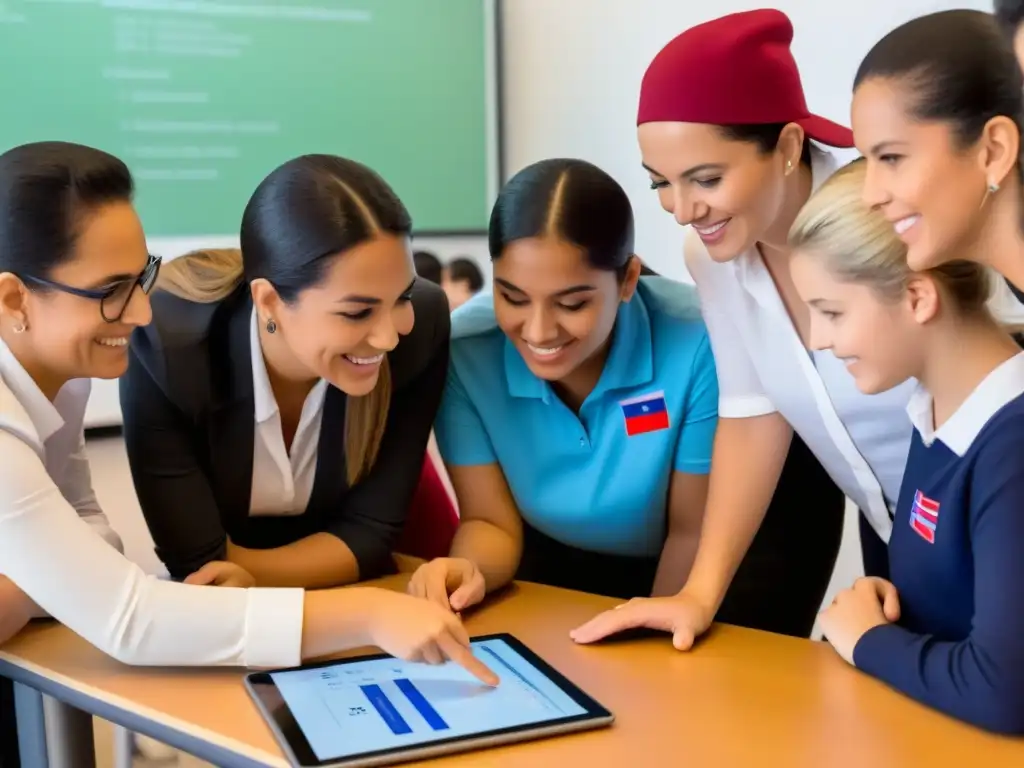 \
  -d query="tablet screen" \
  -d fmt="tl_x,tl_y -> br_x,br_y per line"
267,637 -> 591,762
